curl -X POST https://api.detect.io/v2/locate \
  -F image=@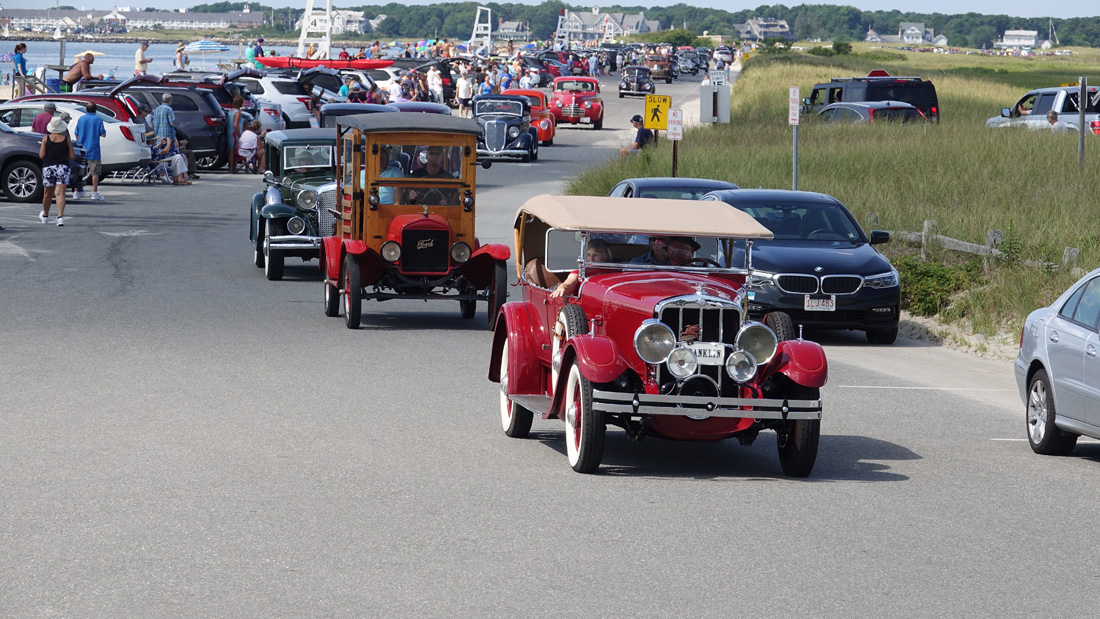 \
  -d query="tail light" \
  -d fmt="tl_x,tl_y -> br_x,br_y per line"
264,108 -> 280,117
204,115 -> 221,126
297,96 -> 312,110
930,106 -> 938,119
119,126 -> 135,142
868,108 -> 875,122
1090,120 -> 1100,135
